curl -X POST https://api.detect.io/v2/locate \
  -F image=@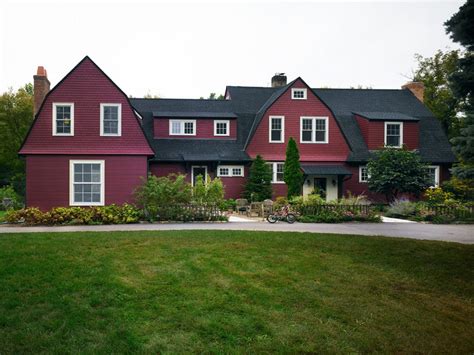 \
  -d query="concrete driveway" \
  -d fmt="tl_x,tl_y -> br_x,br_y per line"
1,221 -> 473,244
